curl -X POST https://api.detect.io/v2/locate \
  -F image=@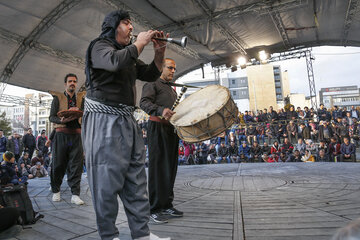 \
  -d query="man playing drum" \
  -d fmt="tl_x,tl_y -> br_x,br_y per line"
140,58 -> 183,224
